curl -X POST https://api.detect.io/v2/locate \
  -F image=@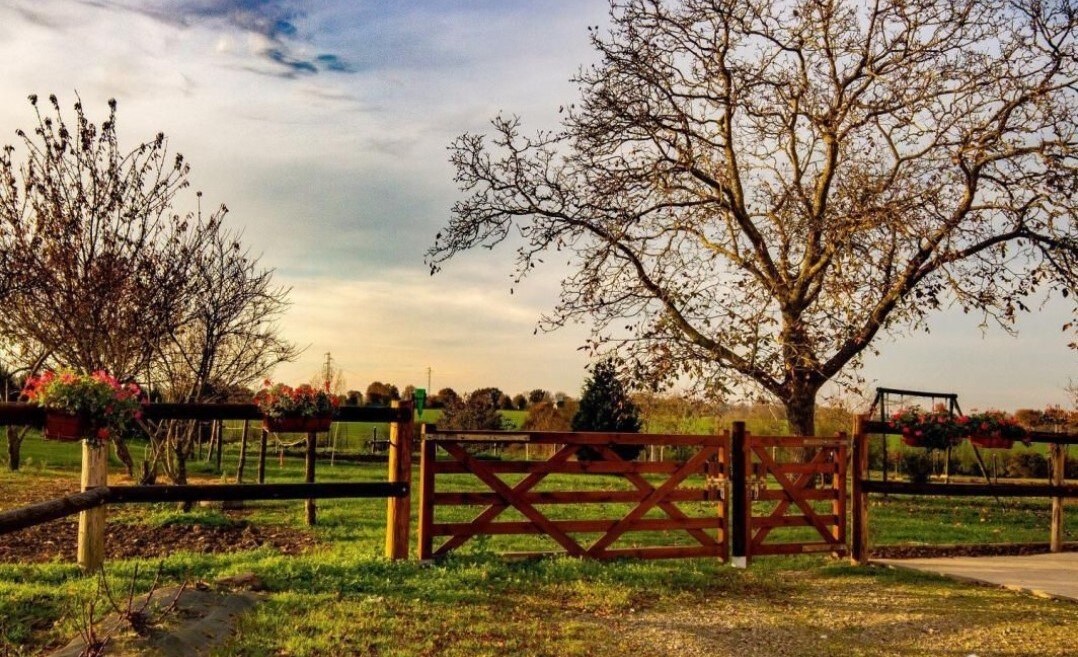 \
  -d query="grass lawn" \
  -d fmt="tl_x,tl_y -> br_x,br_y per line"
0,435 -> 1074,656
